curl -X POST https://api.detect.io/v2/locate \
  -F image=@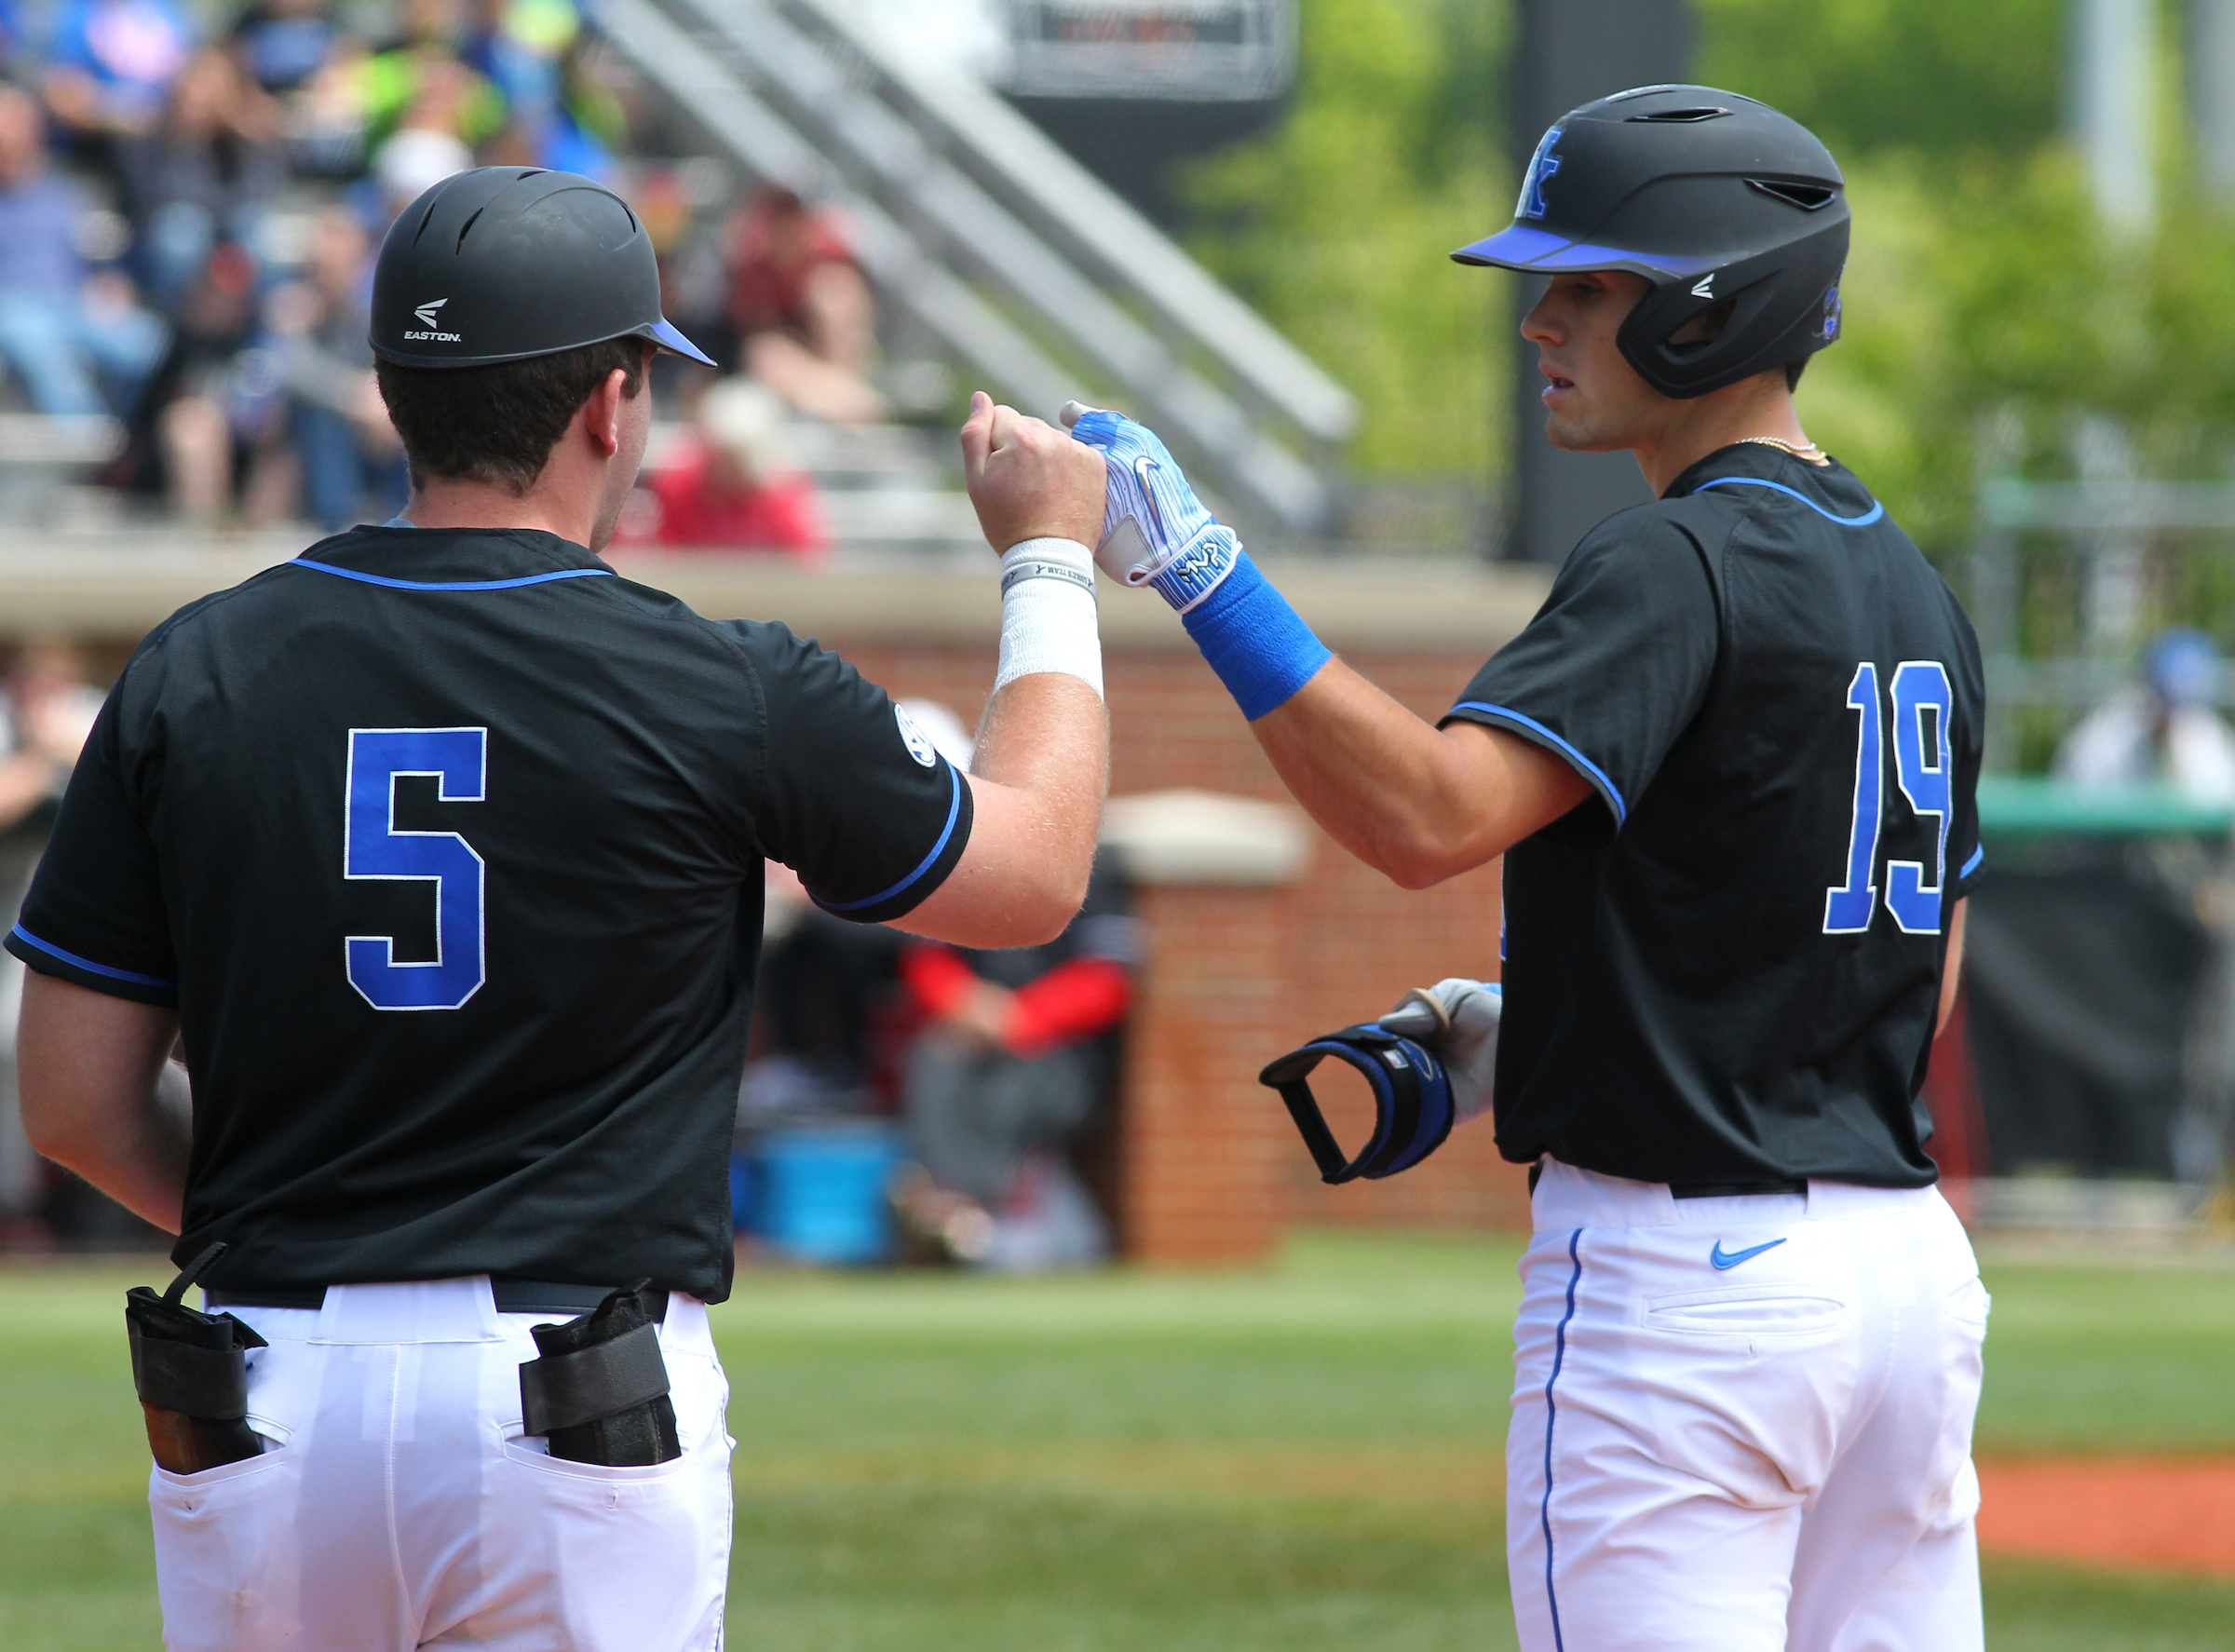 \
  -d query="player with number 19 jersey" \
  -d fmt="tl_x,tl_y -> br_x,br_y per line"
1444,440 -> 1983,1189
